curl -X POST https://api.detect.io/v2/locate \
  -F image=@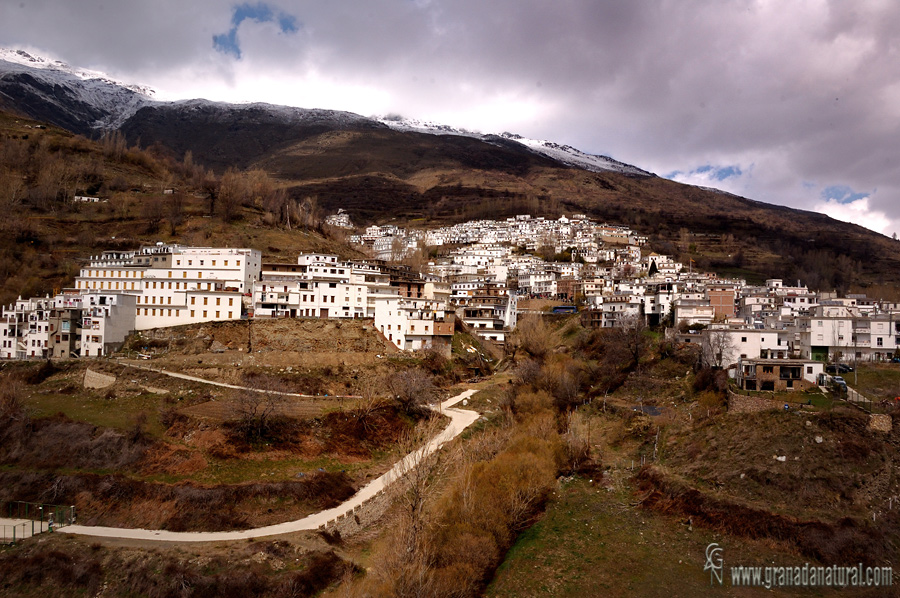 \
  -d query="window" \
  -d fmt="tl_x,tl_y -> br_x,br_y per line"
228,298 -> 233,306
741,337 -> 747,342
216,298 -> 221,306
203,298 -> 208,305
762,366 -> 774,374
191,297 -> 196,305
807,366 -> 813,374
203,310 -> 207,318
877,337 -> 883,347
190,310 -> 195,317
215,311 -> 220,318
